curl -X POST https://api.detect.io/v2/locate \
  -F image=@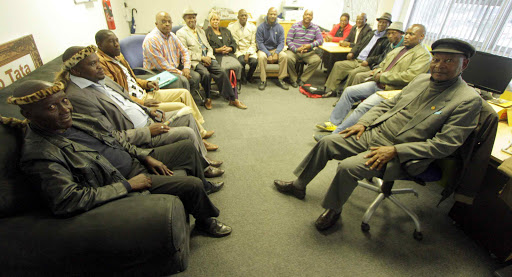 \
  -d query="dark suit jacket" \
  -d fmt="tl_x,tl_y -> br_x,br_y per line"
205,27 -> 238,64
66,76 -> 153,146
343,24 -> 372,47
